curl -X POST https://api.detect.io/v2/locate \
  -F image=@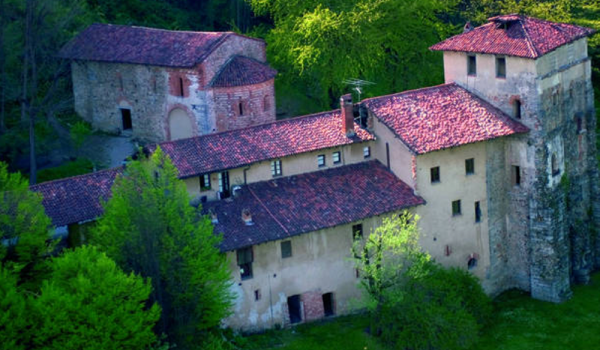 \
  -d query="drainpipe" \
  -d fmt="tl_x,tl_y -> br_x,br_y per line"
243,166 -> 251,185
